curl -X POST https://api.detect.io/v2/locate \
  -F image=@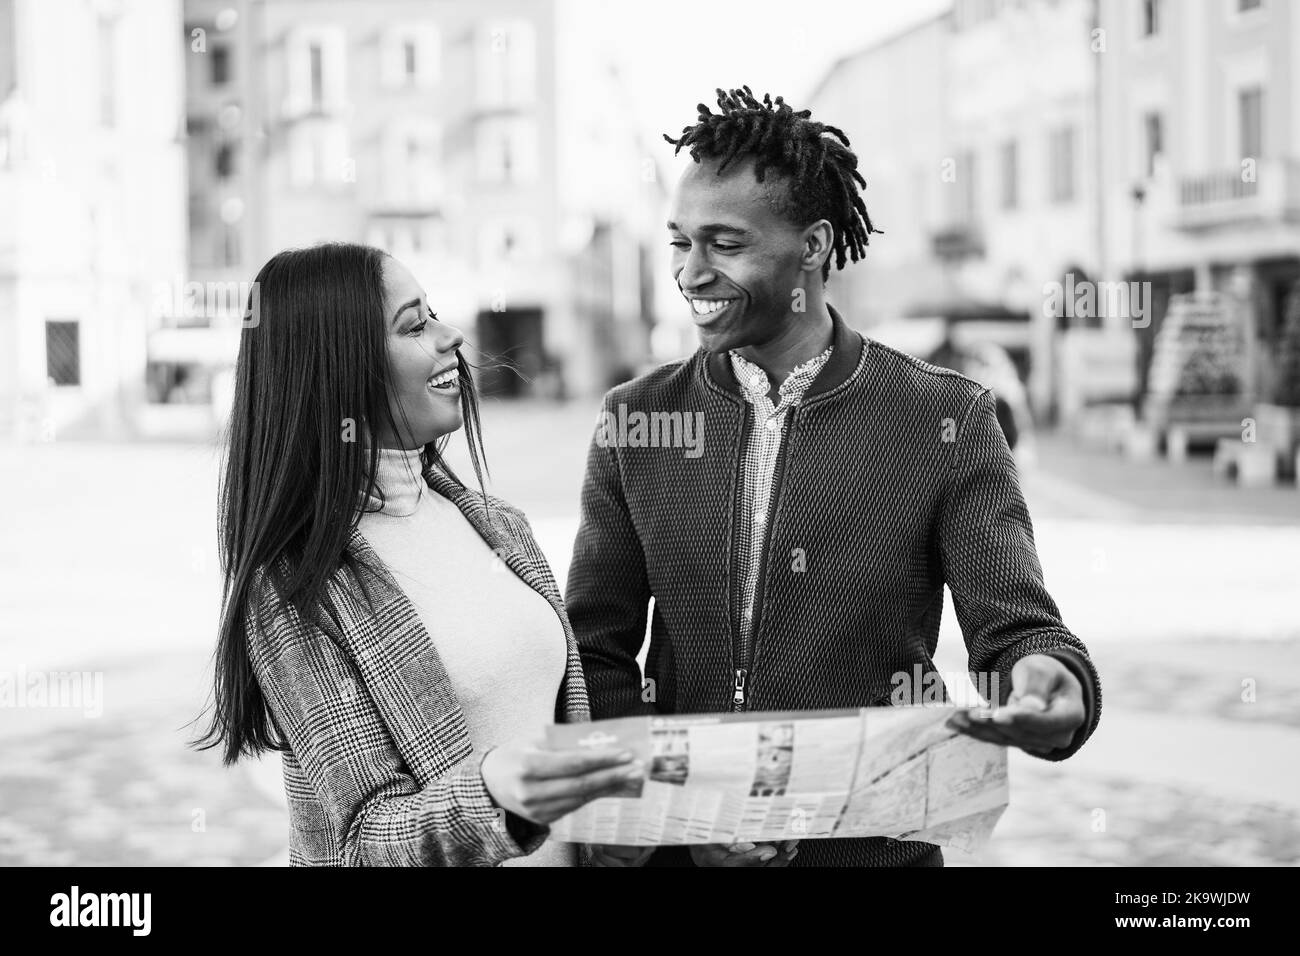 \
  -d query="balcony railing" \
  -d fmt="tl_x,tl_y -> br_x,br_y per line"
1173,158 -> 1300,230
